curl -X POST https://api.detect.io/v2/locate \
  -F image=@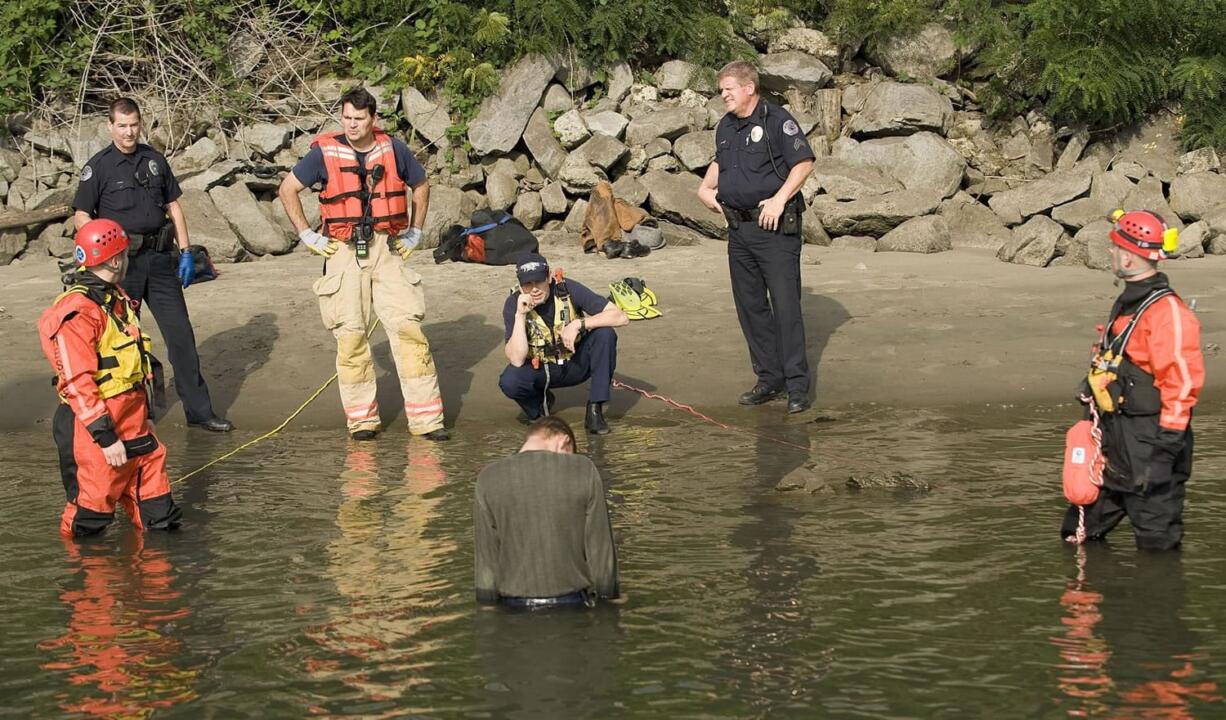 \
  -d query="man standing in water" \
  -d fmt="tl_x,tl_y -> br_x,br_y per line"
39,219 -> 182,537
697,60 -> 815,414
473,416 -> 619,607
1062,210 -> 1204,550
